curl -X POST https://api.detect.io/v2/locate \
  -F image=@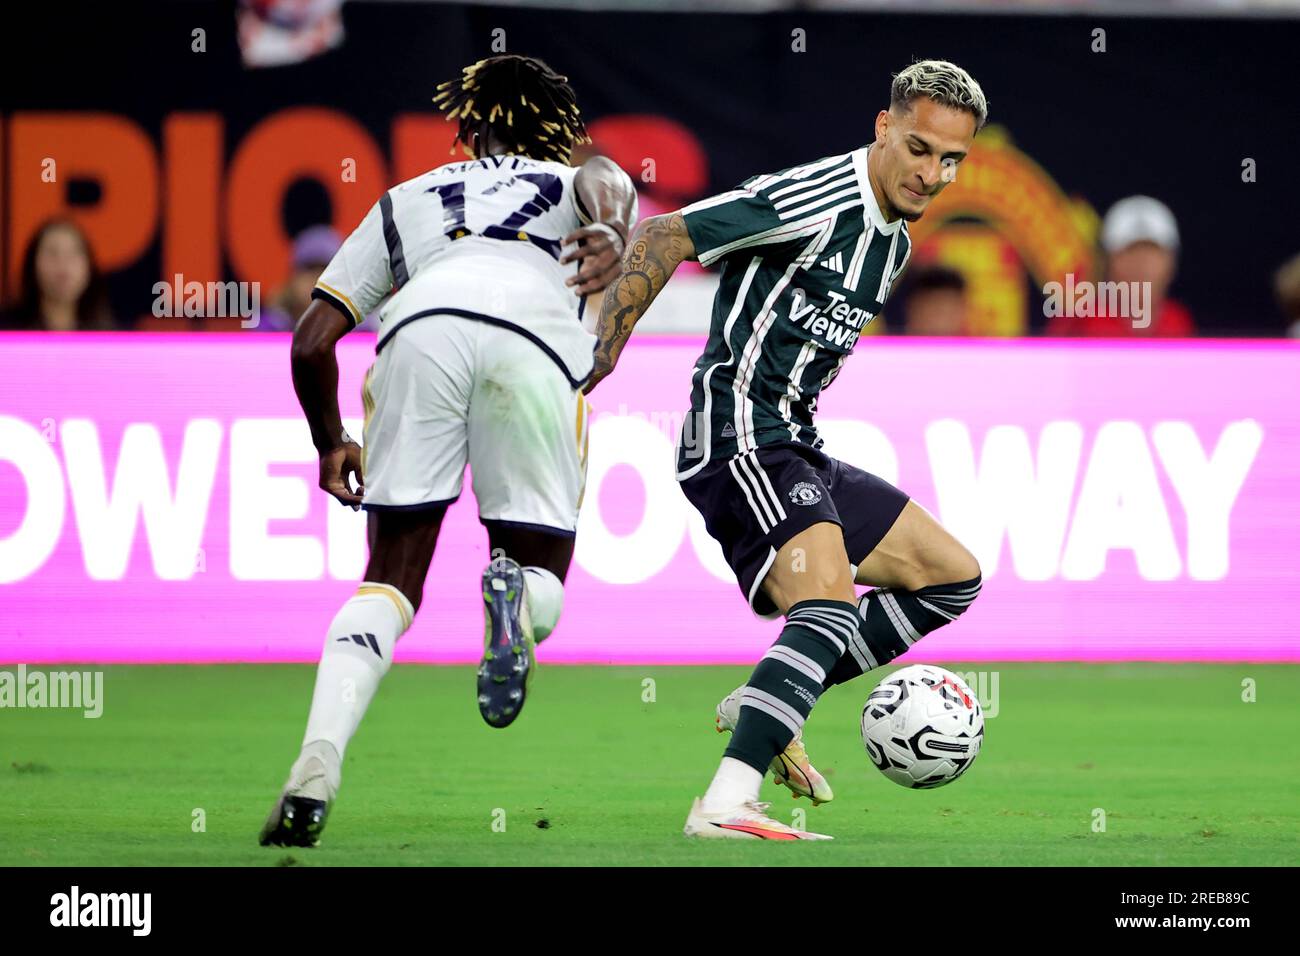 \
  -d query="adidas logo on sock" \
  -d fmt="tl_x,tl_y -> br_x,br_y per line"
337,632 -> 381,657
